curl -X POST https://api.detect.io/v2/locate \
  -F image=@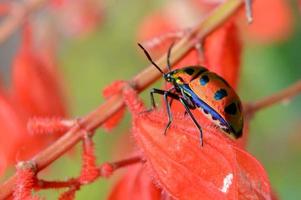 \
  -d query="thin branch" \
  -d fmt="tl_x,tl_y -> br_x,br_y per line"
37,156 -> 142,189
245,80 -> 301,116
0,0 -> 46,43
0,0 -> 245,199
